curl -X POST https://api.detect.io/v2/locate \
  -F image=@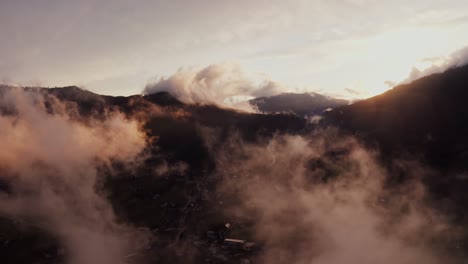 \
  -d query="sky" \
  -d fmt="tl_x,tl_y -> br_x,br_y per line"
1,0 -> 468,98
